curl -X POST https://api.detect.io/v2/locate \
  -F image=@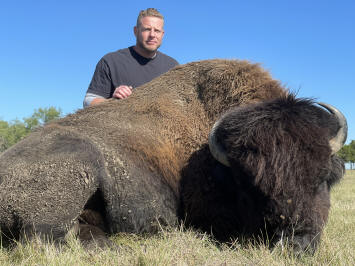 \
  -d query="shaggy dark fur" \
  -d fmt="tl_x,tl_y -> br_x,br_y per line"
180,95 -> 344,252
0,59 -> 344,253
